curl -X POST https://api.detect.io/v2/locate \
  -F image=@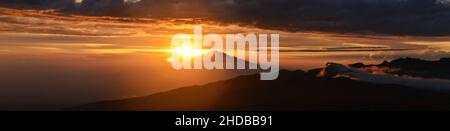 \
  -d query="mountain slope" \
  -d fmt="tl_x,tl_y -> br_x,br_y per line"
69,69 -> 450,111
320,63 -> 450,92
